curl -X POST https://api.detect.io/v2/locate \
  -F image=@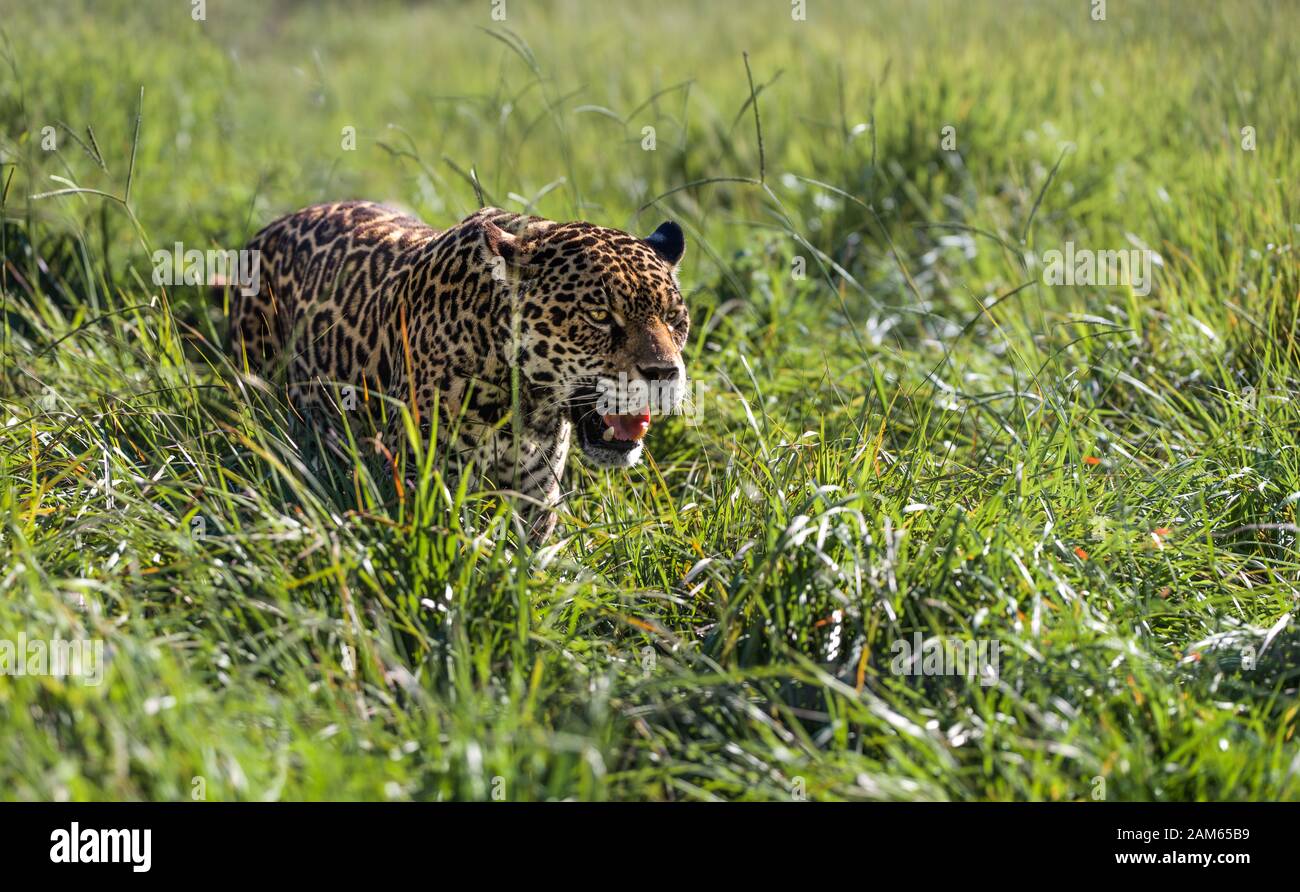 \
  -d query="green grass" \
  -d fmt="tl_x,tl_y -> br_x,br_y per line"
2,0 -> 1298,801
